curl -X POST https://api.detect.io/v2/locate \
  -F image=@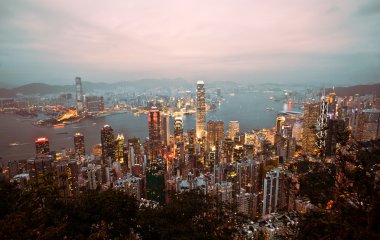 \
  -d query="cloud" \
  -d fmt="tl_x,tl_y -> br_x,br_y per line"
0,0 -> 379,85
